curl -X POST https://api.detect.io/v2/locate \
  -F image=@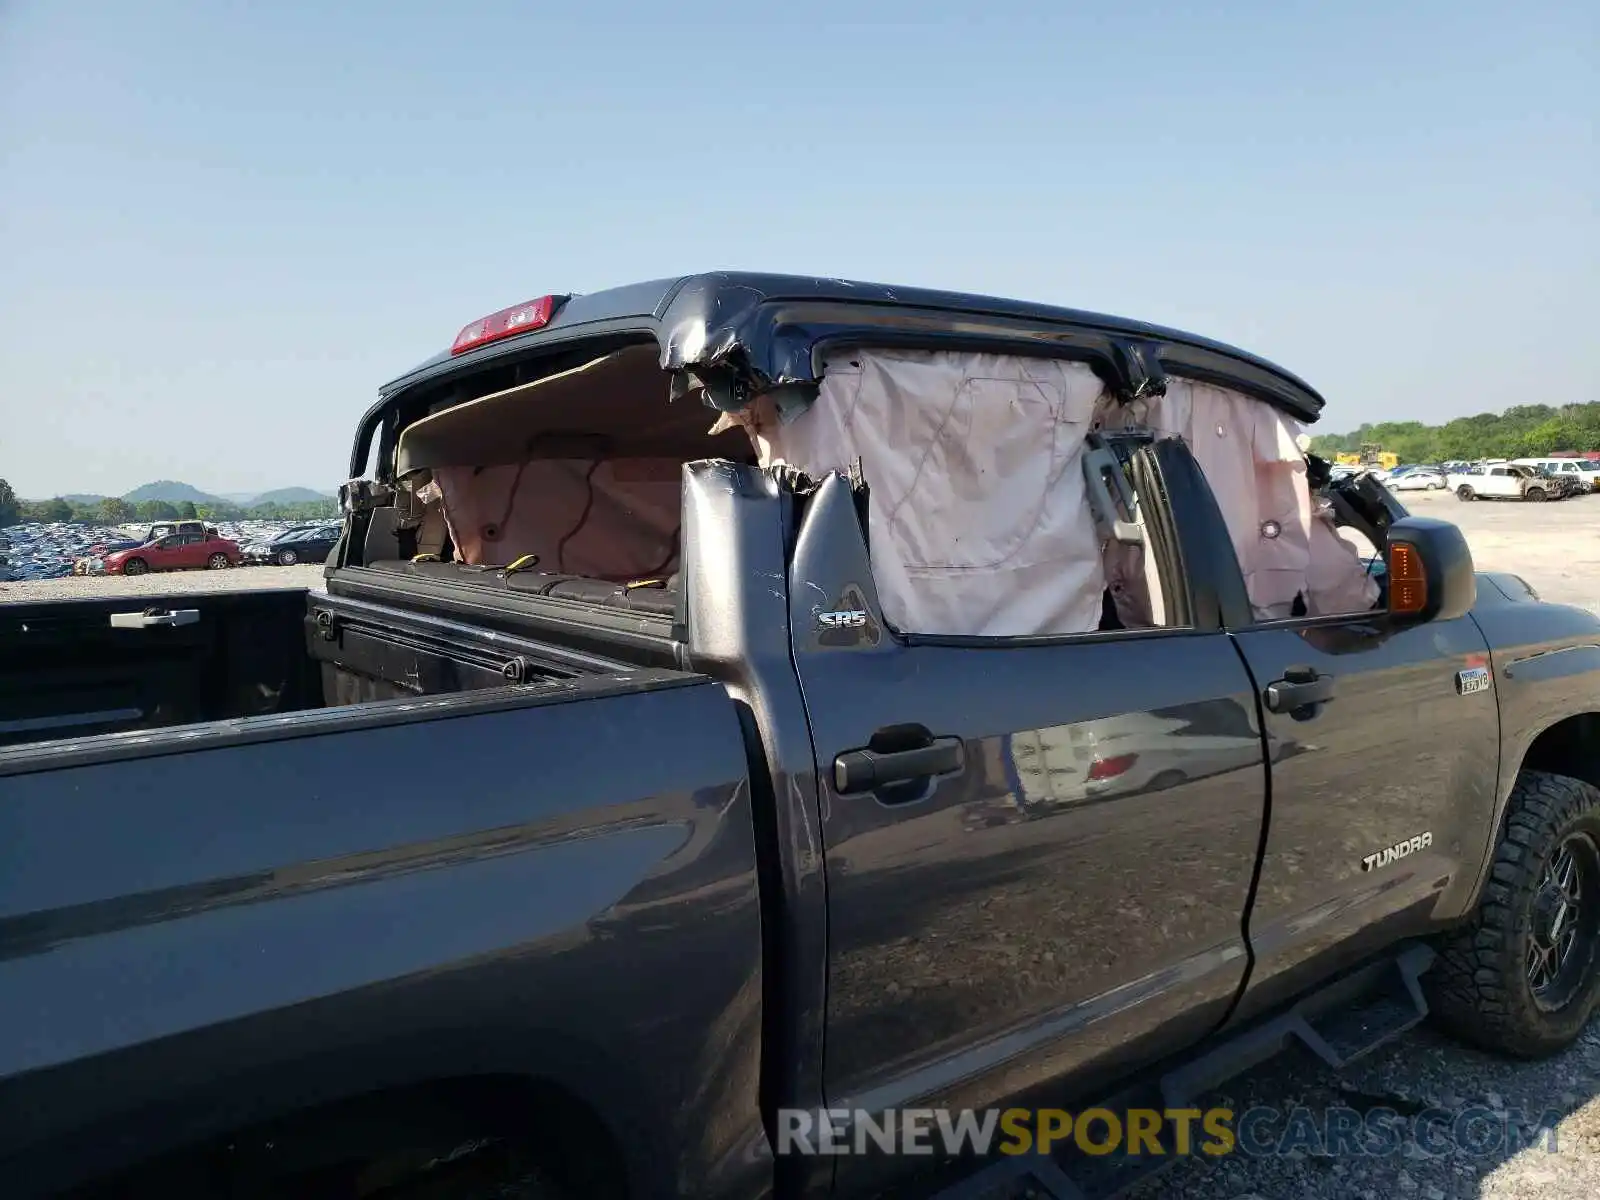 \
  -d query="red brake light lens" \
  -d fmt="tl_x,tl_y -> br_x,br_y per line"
450,295 -> 563,355
1086,753 -> 1138,781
